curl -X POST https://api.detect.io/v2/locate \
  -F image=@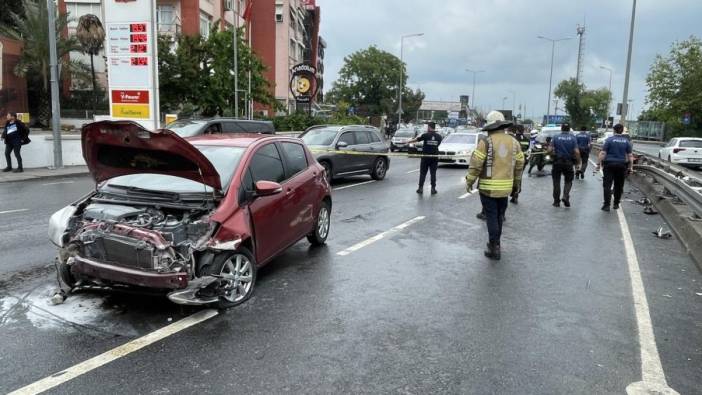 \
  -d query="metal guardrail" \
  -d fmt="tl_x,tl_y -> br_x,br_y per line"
593,143 -> 702,218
